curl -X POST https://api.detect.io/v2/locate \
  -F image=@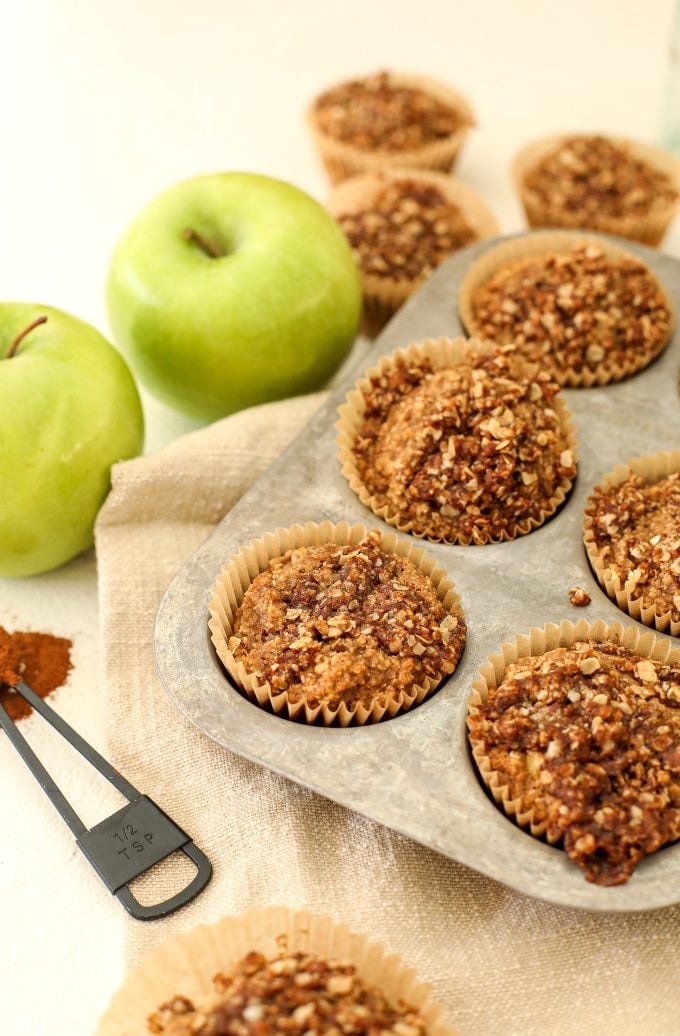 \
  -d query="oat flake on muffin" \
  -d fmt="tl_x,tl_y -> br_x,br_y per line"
469,245 -> 671,383
468,640 -> 680,885
350,348 -> 576,543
